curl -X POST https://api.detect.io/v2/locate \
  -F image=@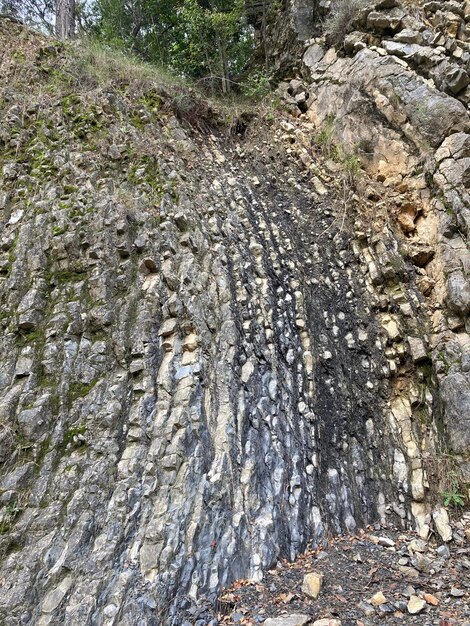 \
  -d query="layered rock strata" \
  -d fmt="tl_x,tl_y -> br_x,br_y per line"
273,0 -> 470,492
0,8 -> 468,625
